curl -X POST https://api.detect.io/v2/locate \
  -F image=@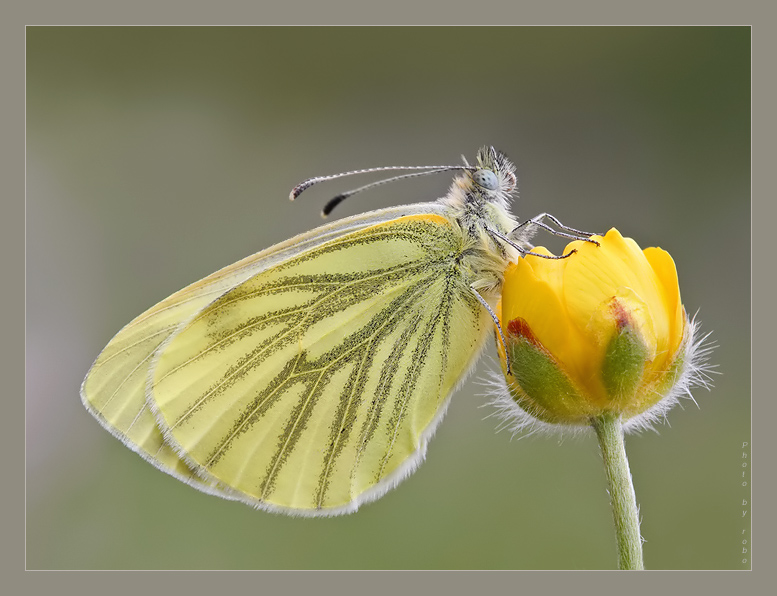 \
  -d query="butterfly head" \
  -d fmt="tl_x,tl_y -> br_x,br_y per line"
447,146 -> 518,214
472,146 -> 517,192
